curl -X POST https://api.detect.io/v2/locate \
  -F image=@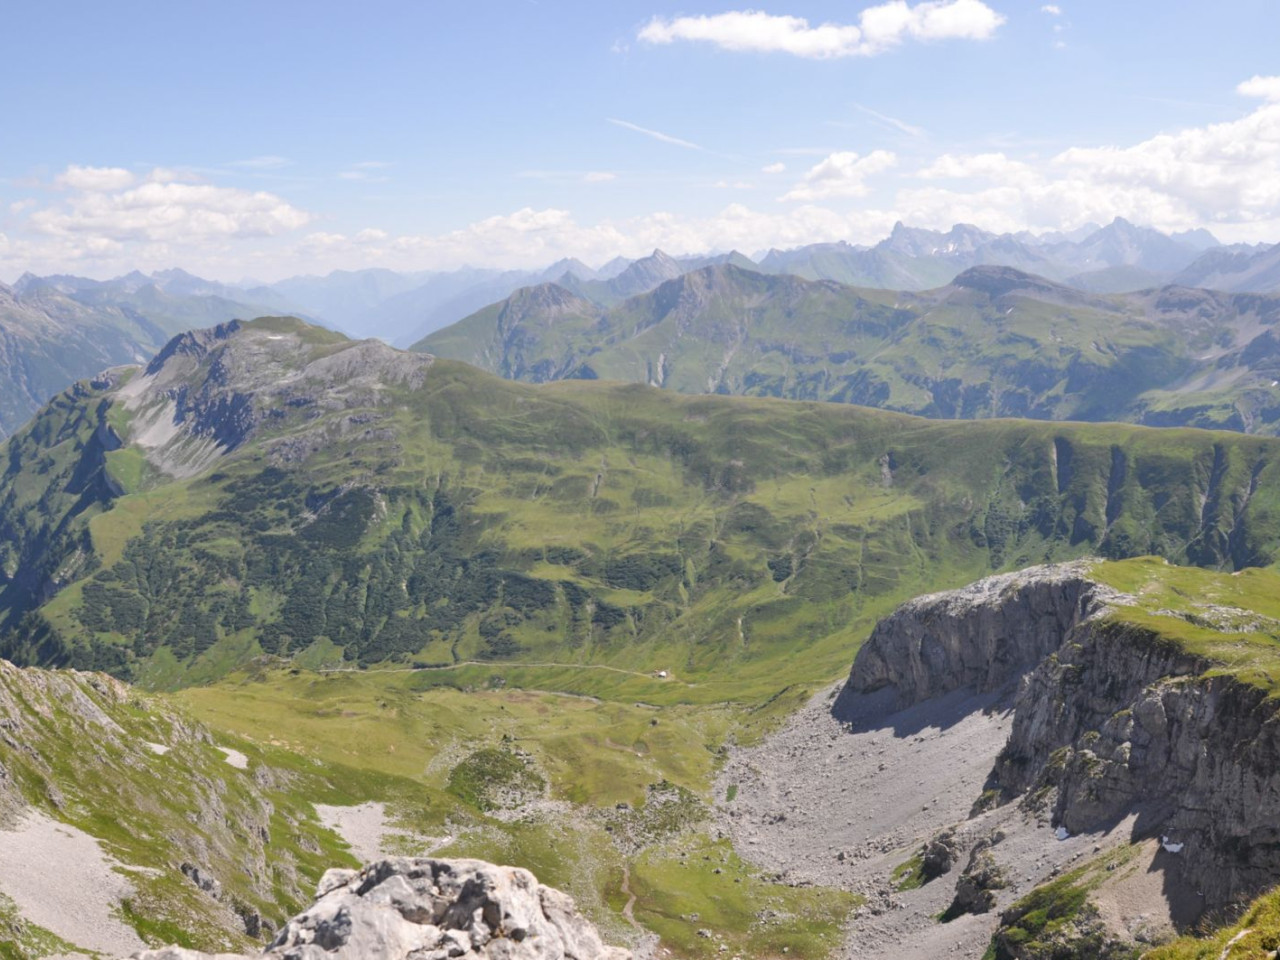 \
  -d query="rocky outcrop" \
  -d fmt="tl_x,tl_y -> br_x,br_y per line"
942,836 -> 1008,920
836,562 -> 1111,713
131,857 -> 630,960
995,618 -> 1280,908
836,561 -> 1280,913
